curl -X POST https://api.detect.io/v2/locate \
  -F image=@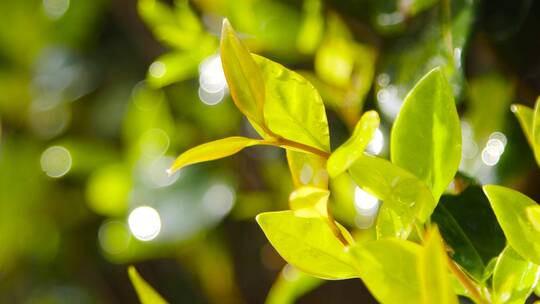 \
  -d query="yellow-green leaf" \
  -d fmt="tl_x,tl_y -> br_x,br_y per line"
483,185 -> 540,264
492,246 -> 540,304
256,210 -> 357,280
512,103 -> 539,165
420,227 -> 458,304
169,136 -> 260,173
286,150 -> 328,189
254,54 -> 331,152
391,68 -> 461,202
265,265 -> 323,304
128,266 -> 168,304
533,97 -> 540,164
327,110 -> 379,178
220,19 -> 266,127
349,154 -> 435,238
351,239 -> 423,303
289,186 -> 329,218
